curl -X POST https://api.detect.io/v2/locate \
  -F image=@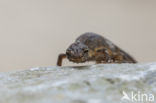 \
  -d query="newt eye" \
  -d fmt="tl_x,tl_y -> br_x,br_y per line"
84,49 -> 89,53
96,48 -> 106,52
96,49 -> 103,52
66,50 -> 72,56
66,51 -> 70,56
